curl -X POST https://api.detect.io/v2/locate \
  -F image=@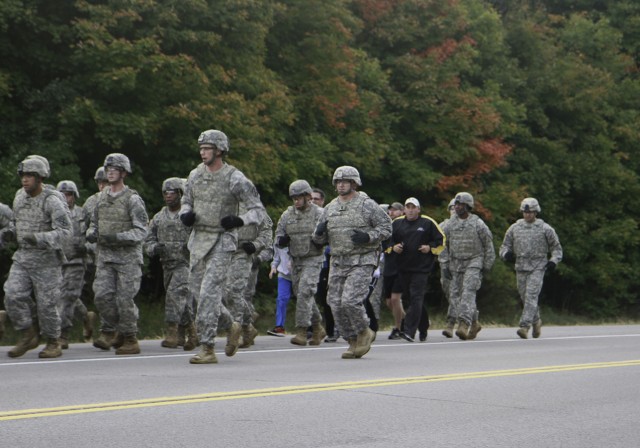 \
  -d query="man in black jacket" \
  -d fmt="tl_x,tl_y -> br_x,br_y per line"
390,198 -> 445,342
